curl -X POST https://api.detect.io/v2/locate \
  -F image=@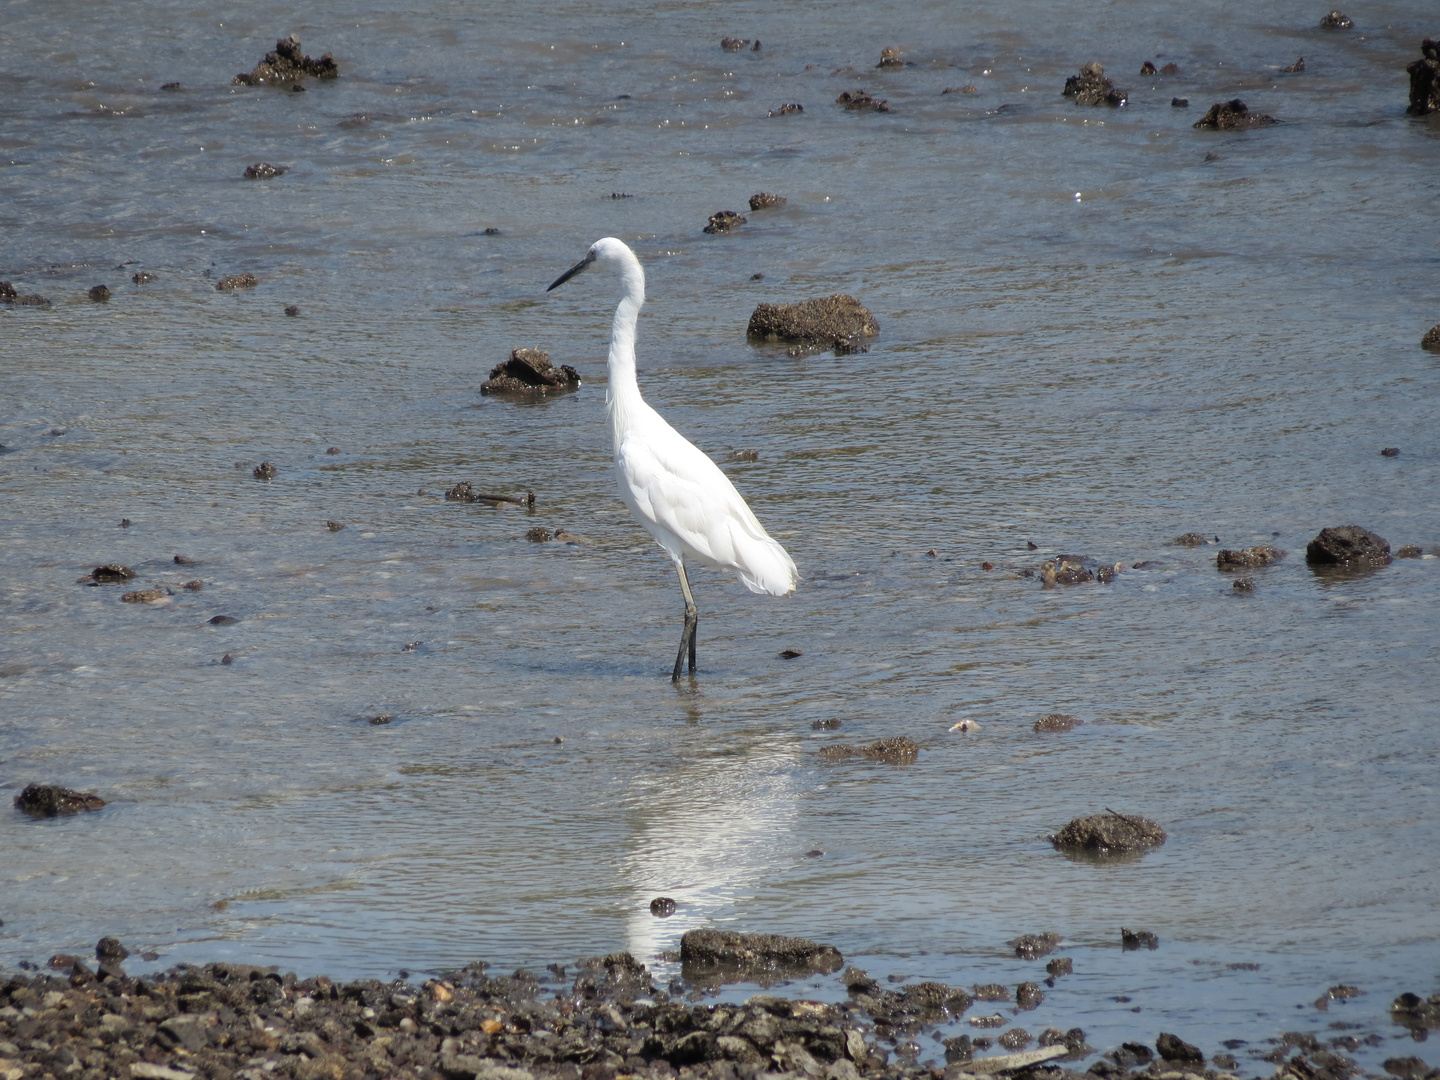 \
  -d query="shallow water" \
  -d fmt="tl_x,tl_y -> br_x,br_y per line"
3,0 -> 1440,1070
